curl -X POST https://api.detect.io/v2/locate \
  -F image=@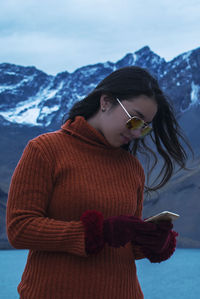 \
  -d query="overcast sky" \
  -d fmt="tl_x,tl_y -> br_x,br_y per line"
0,0 -> 200,75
